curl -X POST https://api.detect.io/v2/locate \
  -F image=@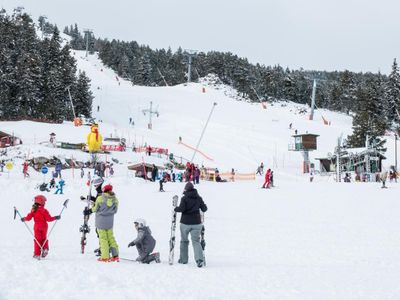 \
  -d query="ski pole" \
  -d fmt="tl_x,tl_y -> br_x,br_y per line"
44,199 -> 69,245
14,206 -> 43,251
